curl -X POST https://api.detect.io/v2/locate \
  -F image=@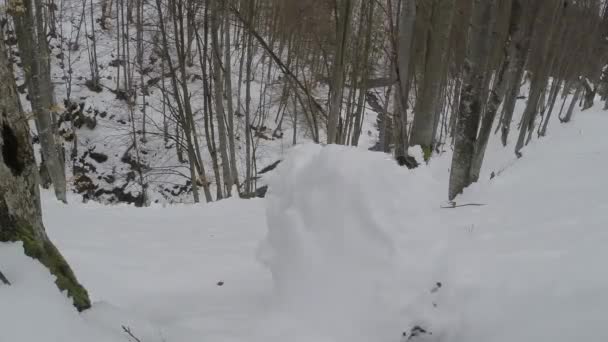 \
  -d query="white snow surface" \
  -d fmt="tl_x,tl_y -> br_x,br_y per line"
2,107 -> 608,342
